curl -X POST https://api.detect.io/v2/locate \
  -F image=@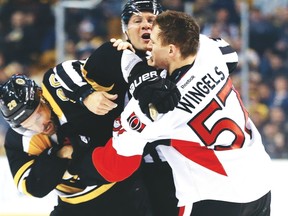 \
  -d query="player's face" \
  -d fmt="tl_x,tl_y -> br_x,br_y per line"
126,12 -> 156,51
20,101 -> 56,135
148,25 -> 170,70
